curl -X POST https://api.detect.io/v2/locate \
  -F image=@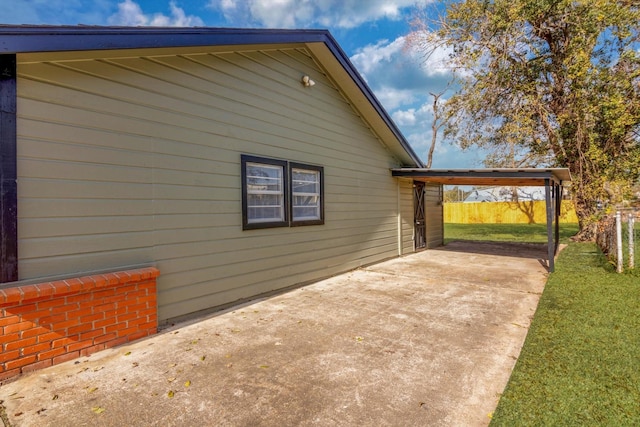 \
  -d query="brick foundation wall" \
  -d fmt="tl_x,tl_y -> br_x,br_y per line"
0,267 -> 159,383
